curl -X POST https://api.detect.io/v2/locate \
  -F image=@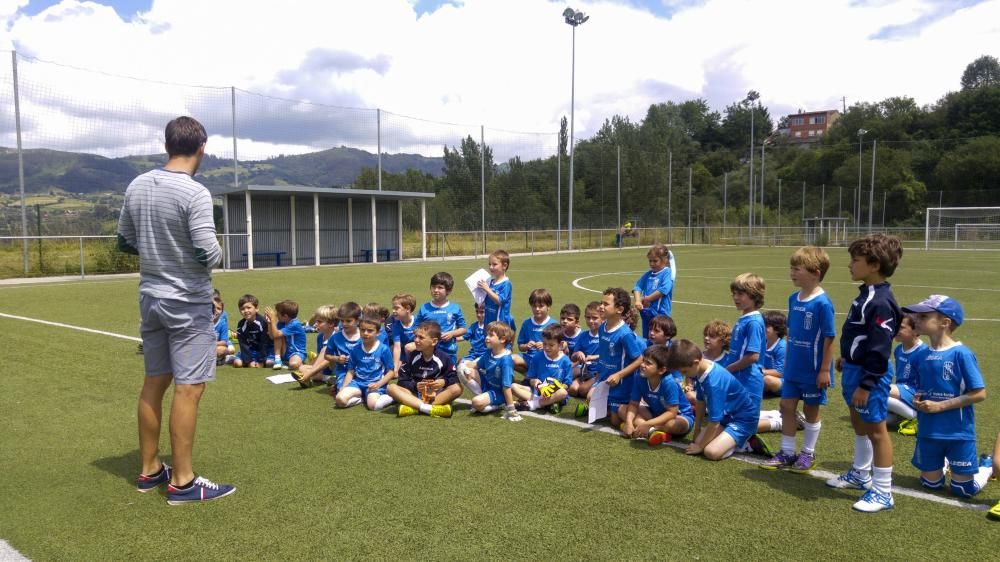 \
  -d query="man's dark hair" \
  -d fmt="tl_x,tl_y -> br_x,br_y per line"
165,116 -> 207,157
